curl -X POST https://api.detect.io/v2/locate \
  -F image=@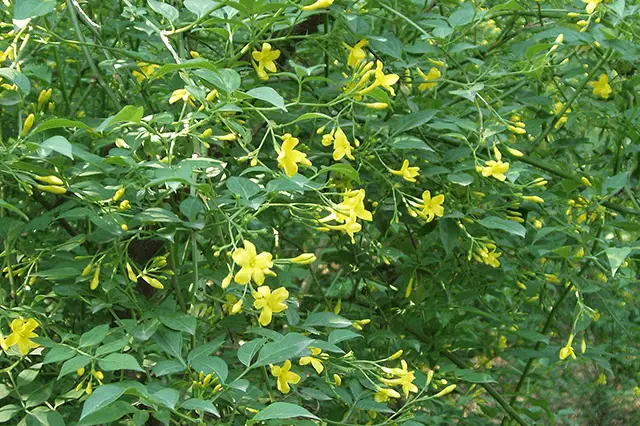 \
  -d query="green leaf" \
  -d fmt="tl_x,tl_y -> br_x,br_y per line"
147,0 -> 179,22
328,329 -> 362,344
153,59 -> 219,80
153,360 -> 186,377
79,325 -> 110,348
179,197 -> 203,222
389,109 -> 438,135
58,355 -> 91,380
237,338 -> 266,367
187,335 -> 226,364
80,384 -> 126,420
184,0 -> 217,17
606,247 -> 632,277
76,401 -> 135,426
449,83 -> 484,101
40,136 -> 73,159
25,408 -> 65,426
392,135 -> 435,152
135,208 -> 182,223
0,404 -> 21,423
447,173 -> 474,186
455,369 -> 497,384
43,347 -> 76,364
448,2 -> 476,27
254,333 -> 314,367
180,399 -> 220,417
245,87 -> 287,111
0,199 -> 29,221
226,176 -> 260,199
479,216 -> 526,238
190,356 -> 228,383
194,68 -> 242,94
0,69 -> 30,94
32,118 -> 90,134
253,402 -> 319,421
319,164 -> 360,182
13,0 -> 56,19
153,327 -> 183,360
95,338 -> 129,356
149,389 -> 179,410
158,312 -> 197,335
439,218 -> 460,256
98,353 -> 144,372
302,312 -> 353,329
95,105 -> 144,133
